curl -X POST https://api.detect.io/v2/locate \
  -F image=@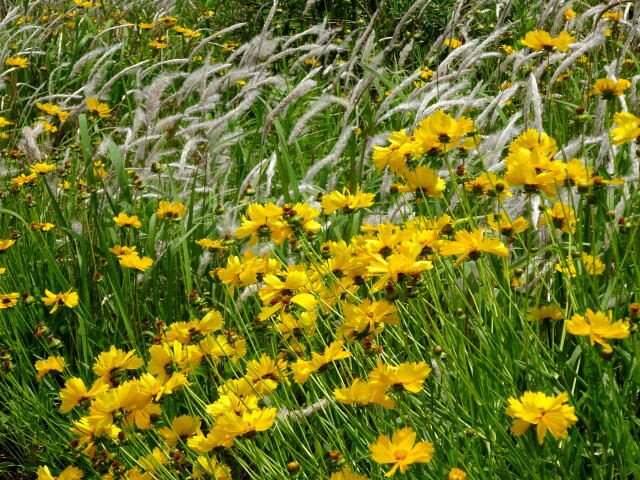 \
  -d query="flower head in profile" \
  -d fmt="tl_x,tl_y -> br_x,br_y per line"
370,426 -> 434,476
538,202 -> 576,233
35,356 -> 66,382
157,200 -> 187,219
330,466 -> 371,480
520,30 -> 574,52
59,377 -> 109,413
369,360 -> 431,393
506,391 -> 577,444
86,97 -> 111,117
119,253 -> 153,271
392,166 -> 446,198
439,228 -> 509,267
589,78 -> 631,99
0,239 -> 15,252
291,340 -> 350,384
37,465 -> 83,480
5,57 -> 29,68
610,112 -> 640,145
41,289 -> 79,313
321,187 -> 374,214
113,212 -> 142,228
566,309 -> 630,353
